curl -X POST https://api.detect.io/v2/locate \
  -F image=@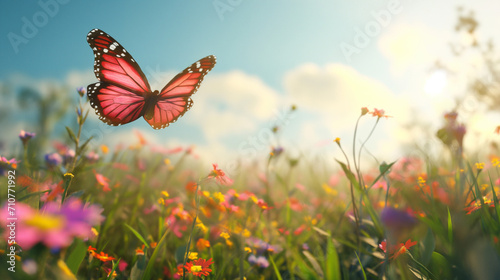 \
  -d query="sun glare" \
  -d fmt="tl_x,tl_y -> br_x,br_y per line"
424,70 -> 447,96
